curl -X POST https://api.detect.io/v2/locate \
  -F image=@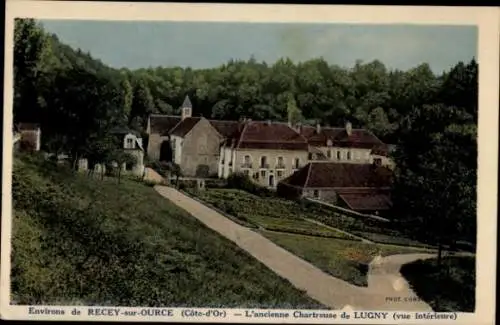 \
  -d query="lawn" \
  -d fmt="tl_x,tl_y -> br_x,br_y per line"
261,231 -> 427,287
187,188 -> 356,240
10,154 -> 324,308
400,256 -> 476,312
